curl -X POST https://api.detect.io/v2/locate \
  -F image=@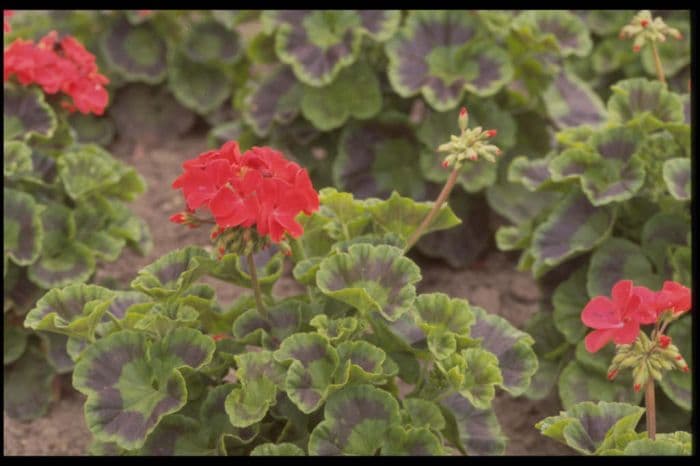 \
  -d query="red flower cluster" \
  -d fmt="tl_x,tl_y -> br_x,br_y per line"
172,141 -> 319,243
582,280 -> 691,353
4,31 -> 109,115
